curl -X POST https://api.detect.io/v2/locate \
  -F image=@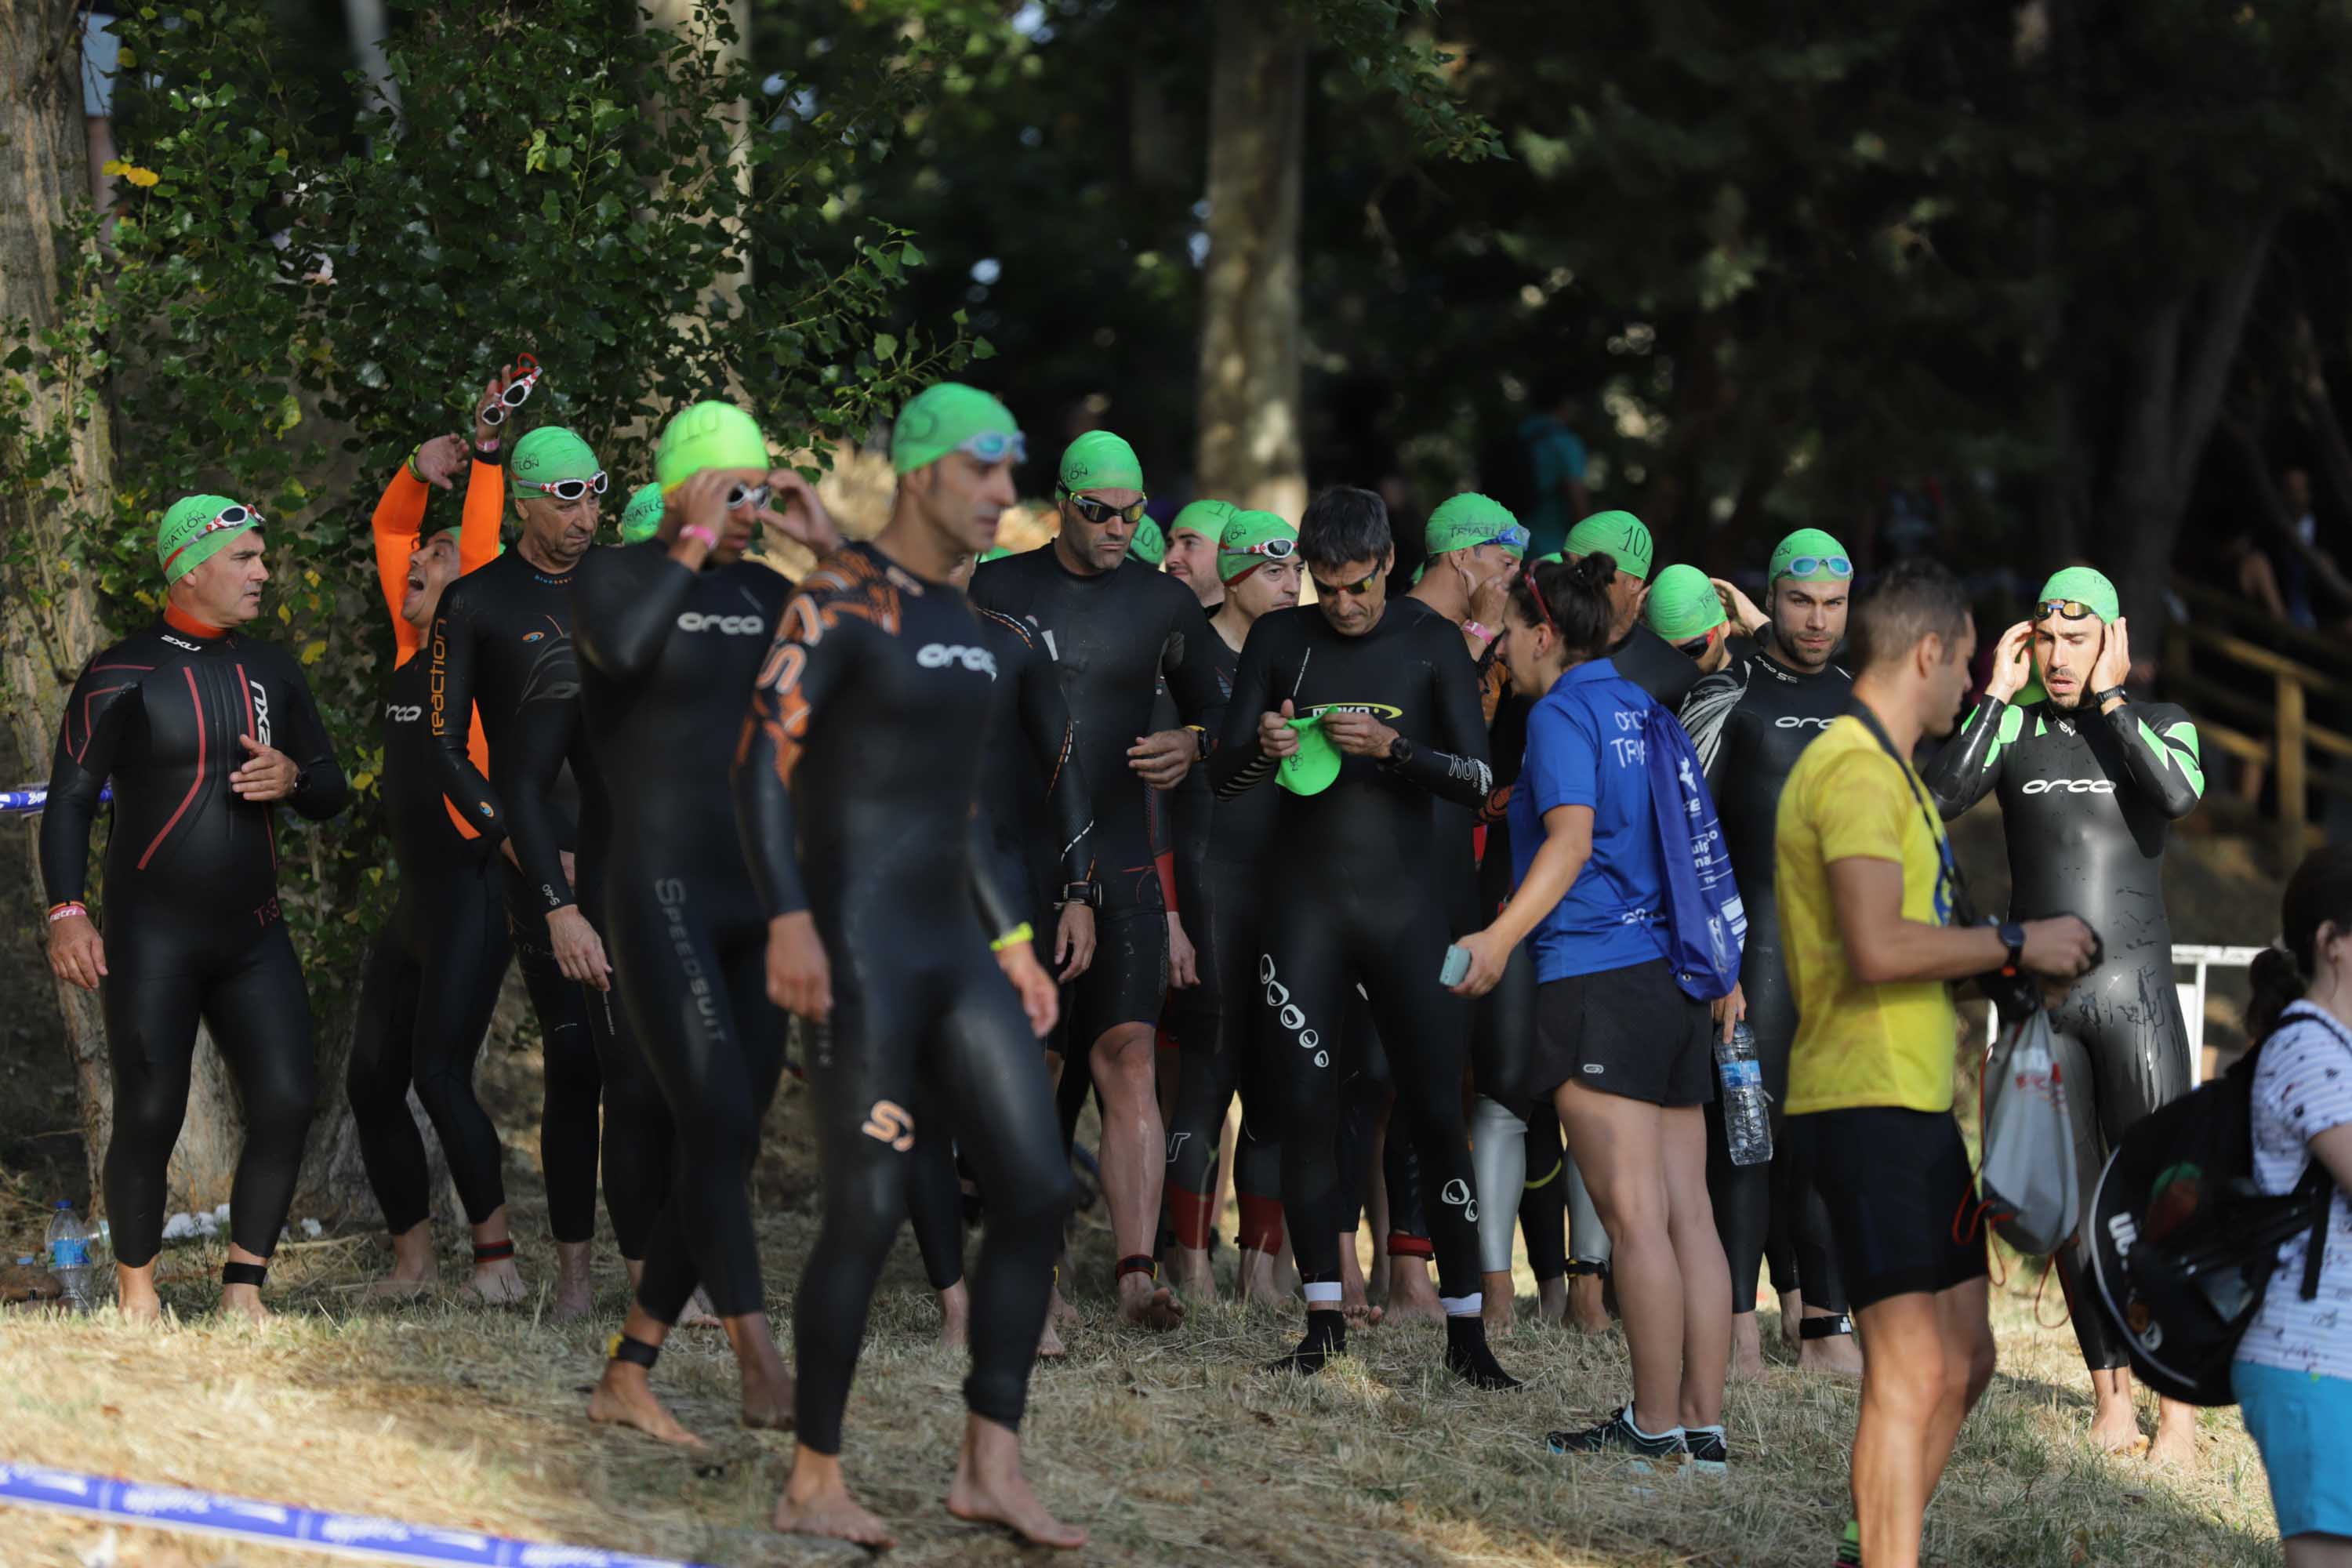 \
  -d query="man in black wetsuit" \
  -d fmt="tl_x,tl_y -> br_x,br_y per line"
427,423 -> 623,1317
579,401 -> 835,1446
1922,566 -> 2206,1467
1679,528 -> 1862,1378
1163,499 -> 1234,615
1560,510 -> 1702,709
971,430 -> 1226,1330
738,381 -> 1083,1552
1211,486 -> 1519,1388
45,495 -> 350,1324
